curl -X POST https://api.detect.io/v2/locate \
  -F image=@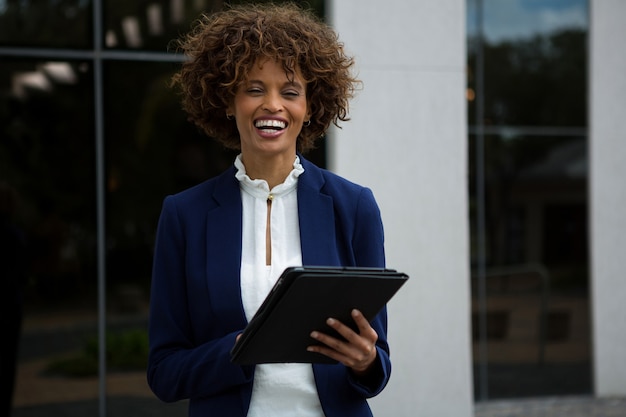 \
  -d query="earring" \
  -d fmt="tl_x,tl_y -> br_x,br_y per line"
303,120 -> 311,127
226,114 -> 234,120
